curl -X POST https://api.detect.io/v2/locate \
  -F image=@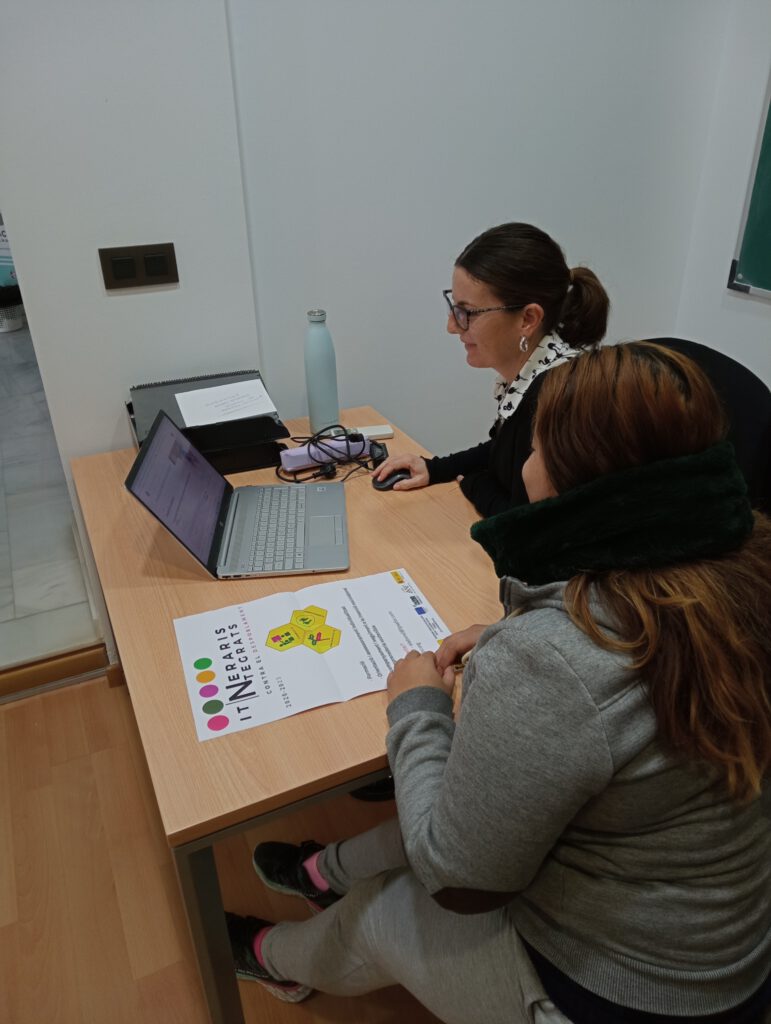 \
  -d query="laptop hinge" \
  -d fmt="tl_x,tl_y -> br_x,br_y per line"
218,491 -> 241,568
